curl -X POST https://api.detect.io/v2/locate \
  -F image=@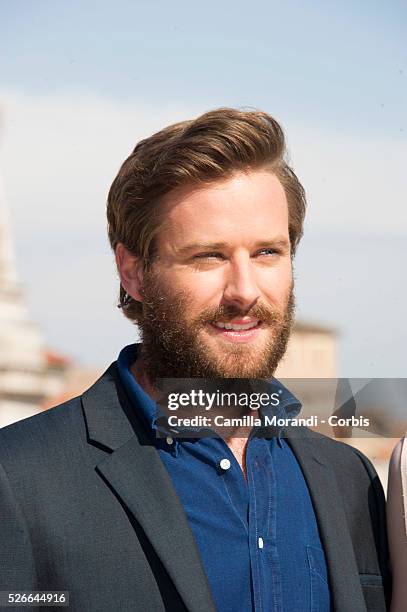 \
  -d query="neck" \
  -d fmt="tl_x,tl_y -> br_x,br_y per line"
130,354 -> 159,401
